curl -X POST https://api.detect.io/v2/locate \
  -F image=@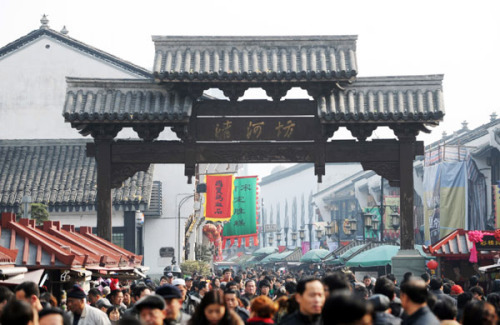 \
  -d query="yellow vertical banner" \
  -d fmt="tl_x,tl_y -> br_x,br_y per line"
494,185 -> 500,229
